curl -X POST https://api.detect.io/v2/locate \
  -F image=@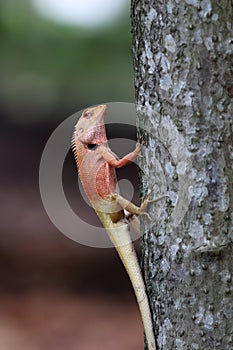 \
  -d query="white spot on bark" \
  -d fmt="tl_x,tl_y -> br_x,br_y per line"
171,243 -> 179,260
145,42 -> 155,74
219,270 -> 231,283
223,305 -> 233,319
169,191 -> 178,206
161,258 -> 170,274
203,213 -> 212,225
189,183 -> 208,204
173,80 -> 186,100
199,0 -> 212,18
209,263 -> 217,273
217,188 -> 229,212
146,7 -> 157,30
174,297 -> 182,310
227,21 -> 232,30
203,95 -> 213,108
217,102 -> 224,112
184,91 -> 193,106
165,161 -> 175,177
205,37 -> 214,51
225,39 -> 233,55
191,261 -> 203,276
176,338 -> 185,349
196,142 -> 213,159
167,0 -> 174,14
157,325 -> 167,347
158,229 -> 166,245
164,317 -> 173,330
165,34 -> 177,53
177,161 -> 188,175
160,74 -> 172,91
185,0 -> 198,5
194,29 -> 203,44
195,305 -> 205,324
155,52 -> 171,73
203,312 -> 214,329
189,221 -> 204,240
